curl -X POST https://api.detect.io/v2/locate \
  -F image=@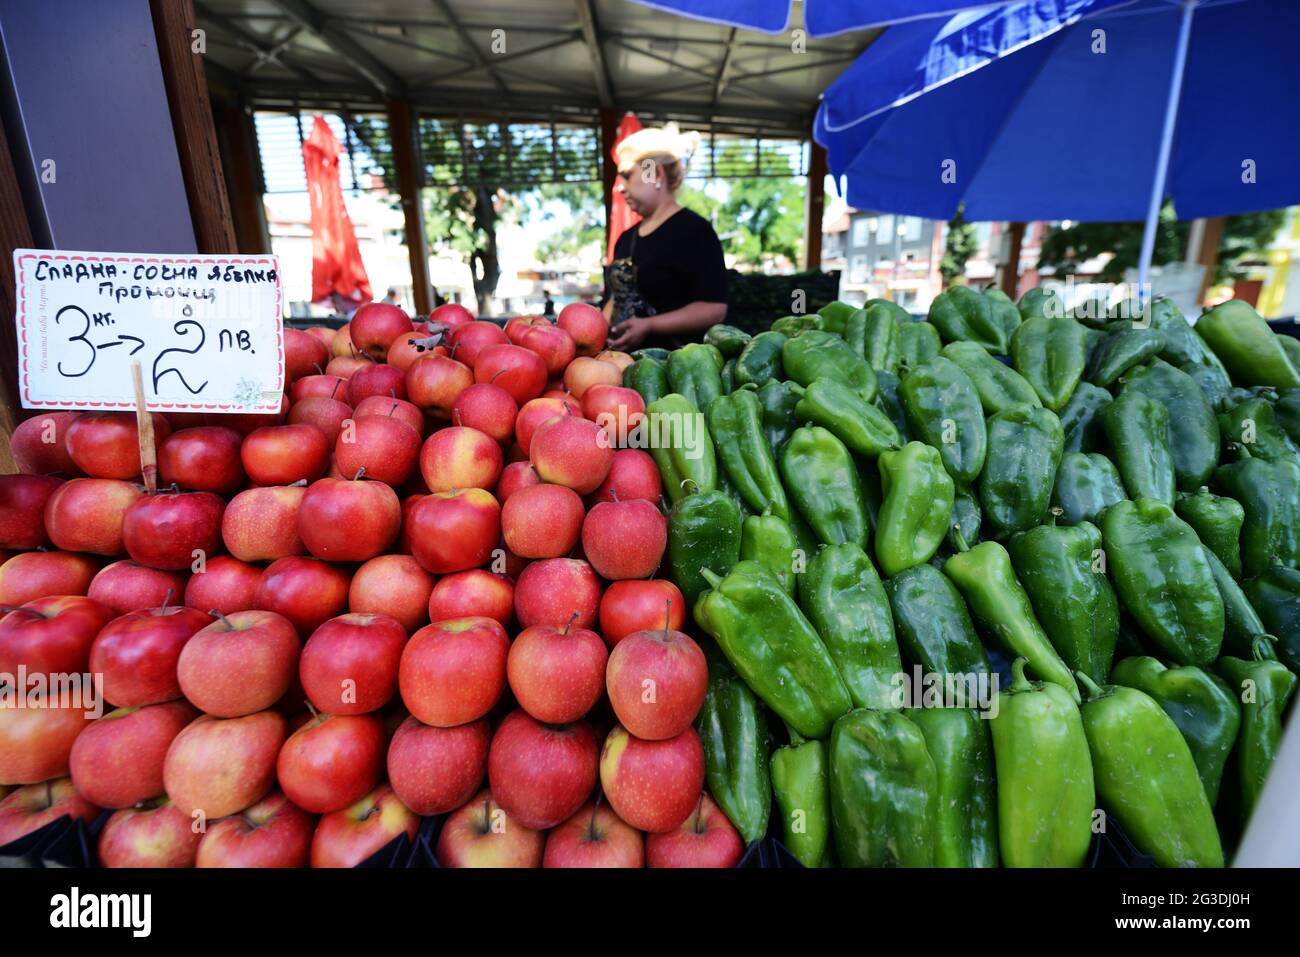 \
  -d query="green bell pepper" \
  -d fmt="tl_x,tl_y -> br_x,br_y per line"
703,324 -> 751,358
624,356 -> 669,406
708,389 -> 790,520
846,302 -> 901,374
1076,673 -> 1224,868
874,441 -> 955,576
667,489 -> 740,606
1110,656 -> 1240,809
906,707 -> 998,868
886,563 -> 990,679
631,347 -> 672,362
1008,517 -> 1119,685
667,343 -> 724,413
943,532 -> 1079,699
799,543 -> 903,711
1123,359 -> 1221,491
985,287 -> 1022,345
1017,287 -> 1063,322
770,736 -> 832,868
753,379 -> 803,459
1175,486 -> 1245,580
896,320 -> 942,371
1182,360 -> 1237,414
645,393 -> 717,503
1052,451 -> 1128,526
873,370 -> 910,443
899,356 -> 987,486
940,341 -> 1041,415
719,358 -> 736,394
695,642 -> 771,845
945,486 -> 982,553
989,658 -> 1095,868
695,561 -> 852,740
739,509 -> 799,596
1213,447 -> 1300,577
780,426 -> 868,548
771,314 -> 825,338
1149,297 -> 1219,371
979,403 -> 1064,536
829,709 -> 938,867
1059,381 -> 1113,453
1011,316 -> 1088,411
1201,547 -> 1267,661
1216,637 -> 1299,825
1101,499 -> 1224,666
795,378 -> 901,458
1196,299 -> 1300,389
817,300 -> 857,335
1244,566 -> 1300,674
1274,388 -> 1300,444
782,330 -> 878,402
928,284 -> 1007,353
1085,324 -> 1164,387
734,330 -> 786,387
1219,397 -> 1300,465
1100,389 -> 1176,505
